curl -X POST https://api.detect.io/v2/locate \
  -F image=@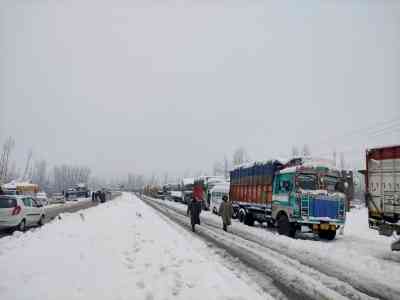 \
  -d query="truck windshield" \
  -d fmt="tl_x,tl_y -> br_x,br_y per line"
323,176 -> 339,192
297,174 -> 317,190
